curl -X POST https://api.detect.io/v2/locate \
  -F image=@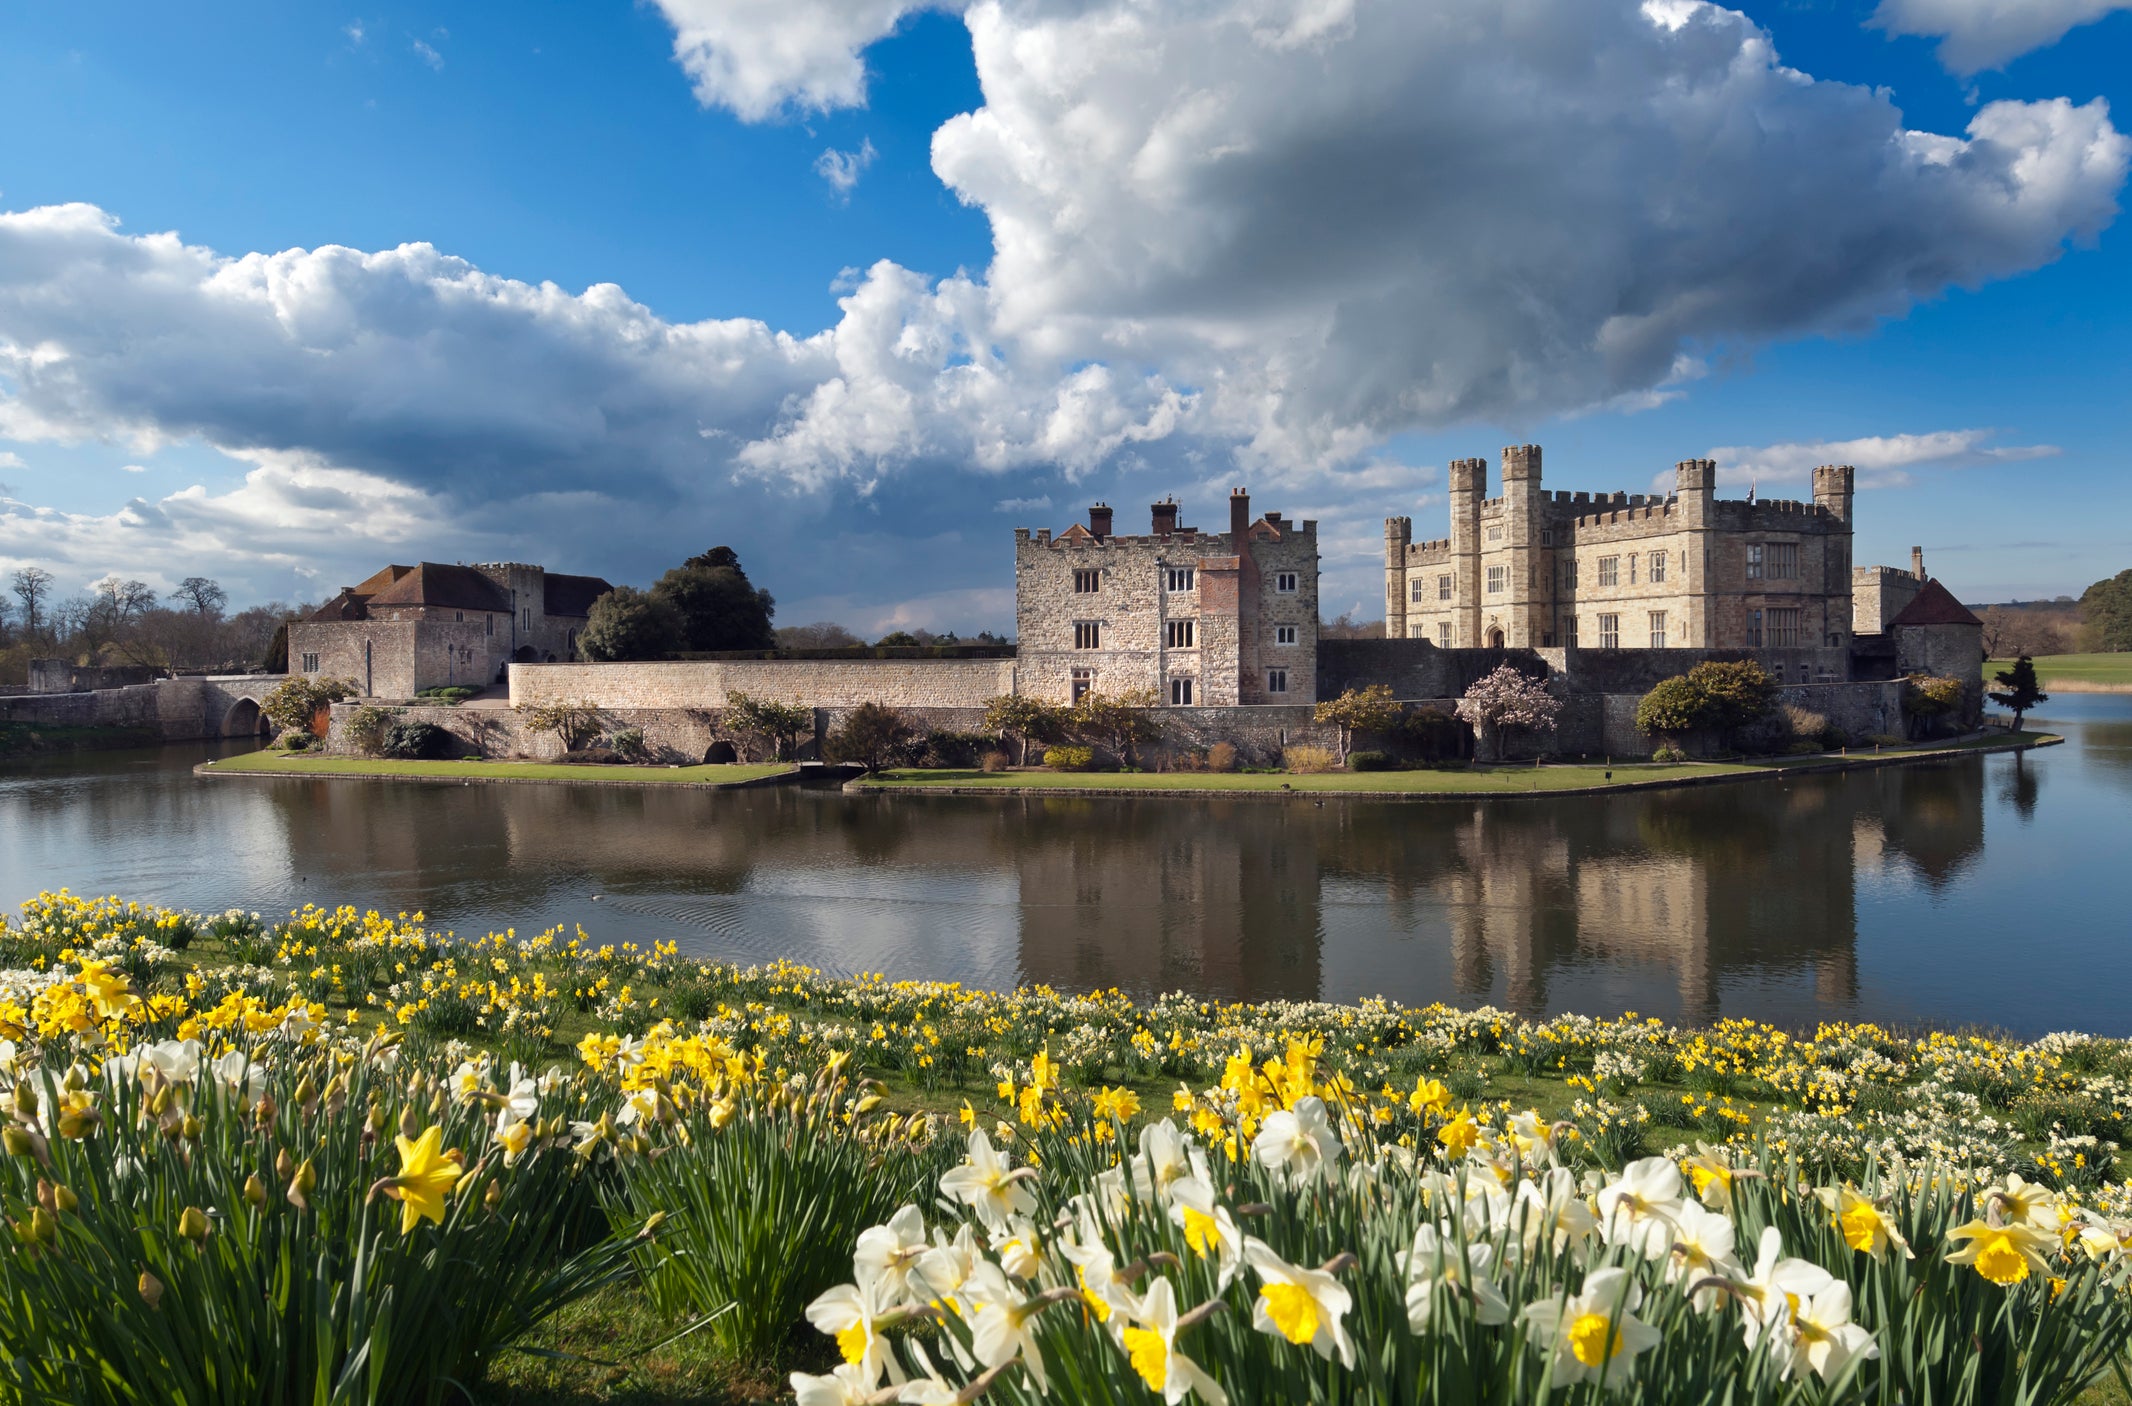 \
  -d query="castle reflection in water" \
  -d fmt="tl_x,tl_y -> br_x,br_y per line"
251,757 -> 1987,1028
